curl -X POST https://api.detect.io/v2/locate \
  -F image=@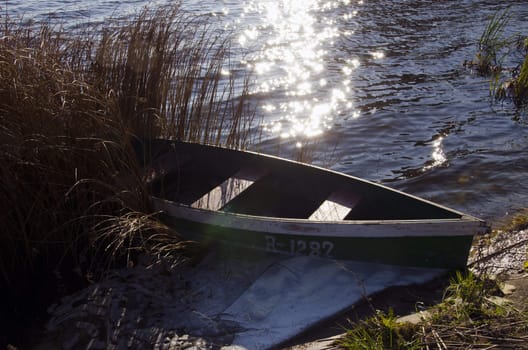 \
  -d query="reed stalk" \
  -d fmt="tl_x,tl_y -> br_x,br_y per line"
474,10 -> 511,74
89,6 -> 254,147
471,9 -> 528,109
